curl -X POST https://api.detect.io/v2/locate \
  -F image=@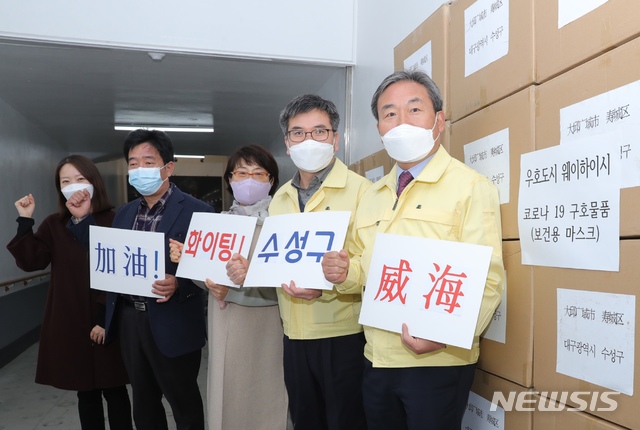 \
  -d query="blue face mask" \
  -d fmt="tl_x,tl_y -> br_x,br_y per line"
128,165 -> 167,196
